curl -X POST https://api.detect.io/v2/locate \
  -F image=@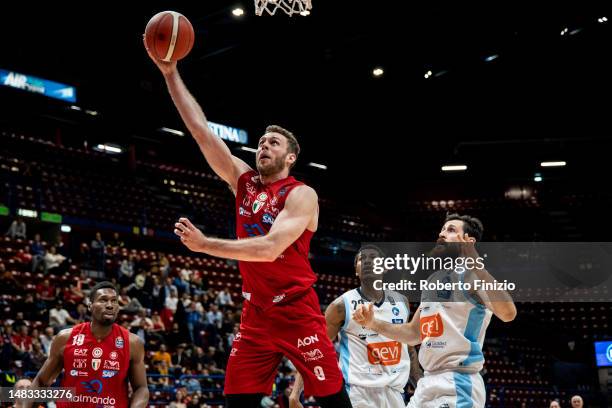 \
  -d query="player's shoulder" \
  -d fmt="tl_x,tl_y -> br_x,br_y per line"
289,184 -> 317,200
128,332 -> 144,347
55,327 -> 74,343
386,290 -> 410,304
